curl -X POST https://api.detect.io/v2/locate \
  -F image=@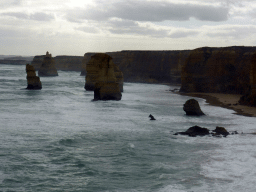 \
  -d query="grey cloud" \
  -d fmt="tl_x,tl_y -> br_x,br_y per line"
66,0 -> 229,23
0,0 -> 21,8
2,12 -> 29,19
207,26 -> 256,39
169,31 -> 199,38
30,12 -> 55,21
1,12 -> 55,21
76,26 -> 100,34
76,19 -> 170,37
108,20 -> 170,37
